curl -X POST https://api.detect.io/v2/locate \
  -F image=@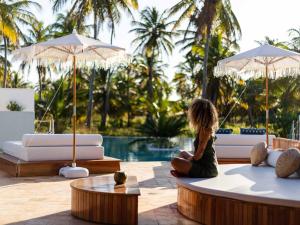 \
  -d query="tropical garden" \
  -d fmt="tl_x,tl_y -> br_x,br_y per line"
0,0 -> 299,139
